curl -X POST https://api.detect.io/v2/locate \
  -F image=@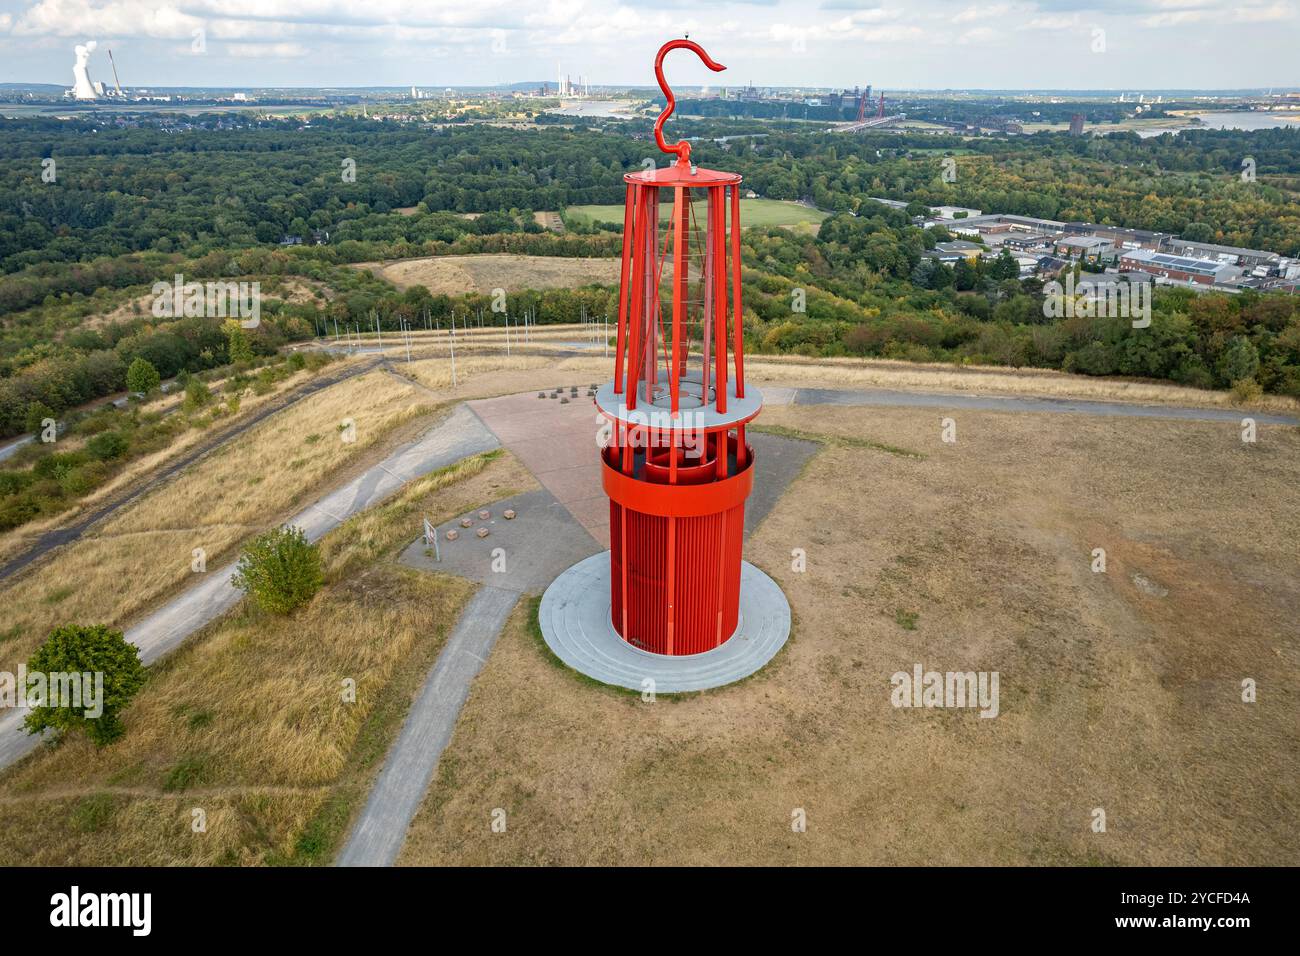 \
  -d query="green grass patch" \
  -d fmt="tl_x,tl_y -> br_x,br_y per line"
162,754 -> 212,792
566,197 -> 827,232
71,793 -> 118,833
